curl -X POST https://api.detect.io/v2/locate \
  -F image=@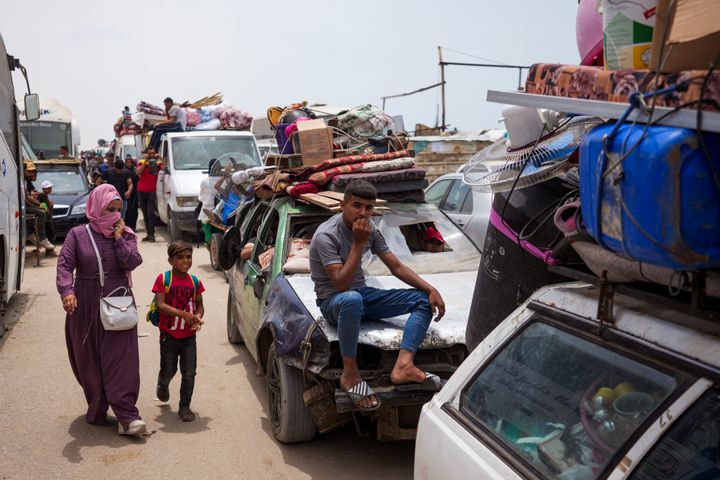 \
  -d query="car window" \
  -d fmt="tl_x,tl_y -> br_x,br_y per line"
442,180 -> 470,214
425,179 -> 452,207
237,204 -> 268,267
630,385 -> 720,480
363,203 -> 480,276
460,189 -> 473,215
251,210 -> 279,270
460,321 -> 681,480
